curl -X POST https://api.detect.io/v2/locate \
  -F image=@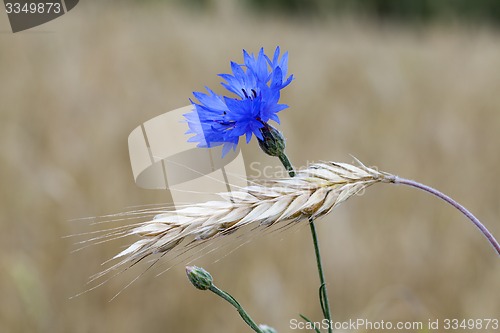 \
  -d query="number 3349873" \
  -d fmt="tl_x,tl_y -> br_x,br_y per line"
5,3 -> 61,14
